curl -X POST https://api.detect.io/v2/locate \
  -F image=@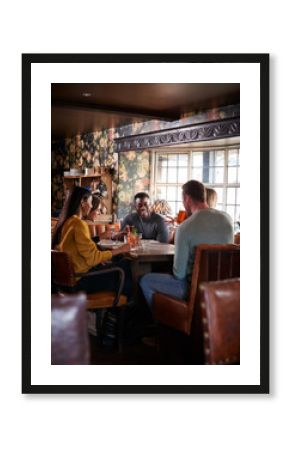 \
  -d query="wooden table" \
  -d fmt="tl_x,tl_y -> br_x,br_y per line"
98,239 -> 175,301
127,240 -> 175,301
